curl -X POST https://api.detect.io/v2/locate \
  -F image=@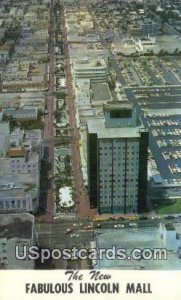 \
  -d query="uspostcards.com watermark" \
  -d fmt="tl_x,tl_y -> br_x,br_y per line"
15,246 -> 168,263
